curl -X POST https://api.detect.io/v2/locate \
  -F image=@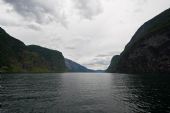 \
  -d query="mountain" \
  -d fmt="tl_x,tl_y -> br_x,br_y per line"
0,27 -> 67,73
107,8 -> 170,74
65,58 -> 95,72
